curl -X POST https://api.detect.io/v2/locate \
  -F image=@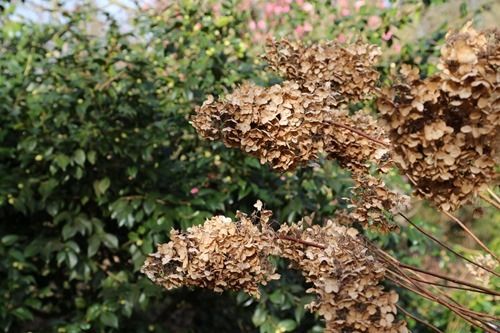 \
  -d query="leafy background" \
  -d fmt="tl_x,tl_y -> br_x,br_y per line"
0,0 -> 498,332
